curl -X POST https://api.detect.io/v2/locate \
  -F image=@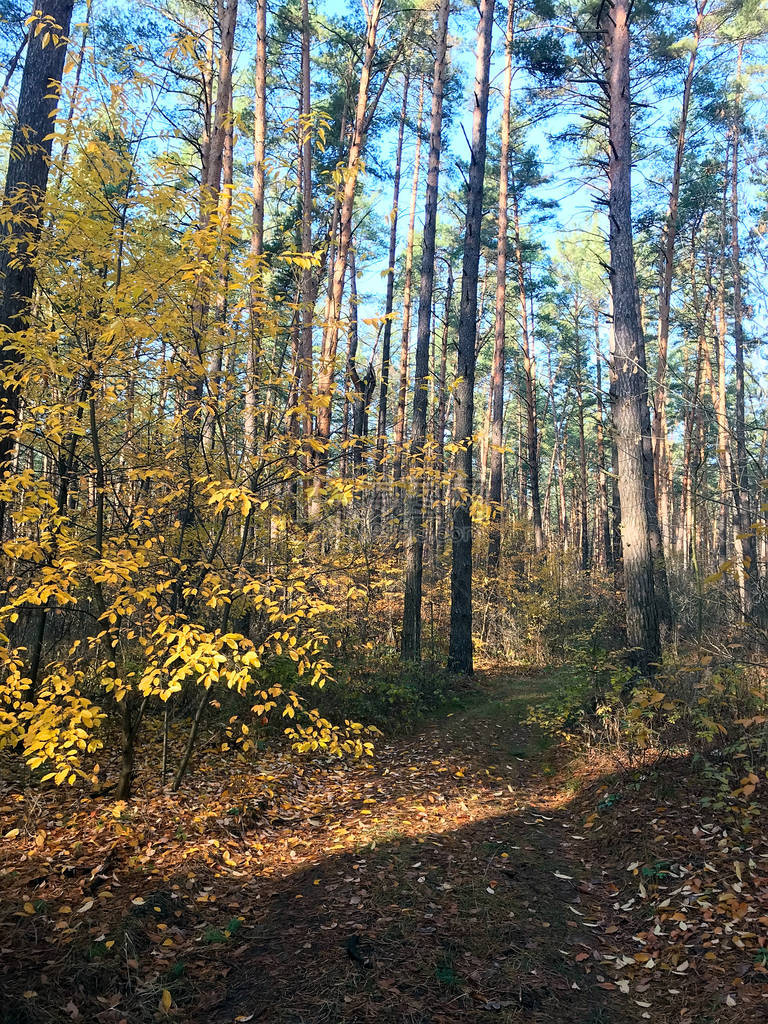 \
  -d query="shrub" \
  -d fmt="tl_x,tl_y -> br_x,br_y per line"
294,650 -> 458,732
